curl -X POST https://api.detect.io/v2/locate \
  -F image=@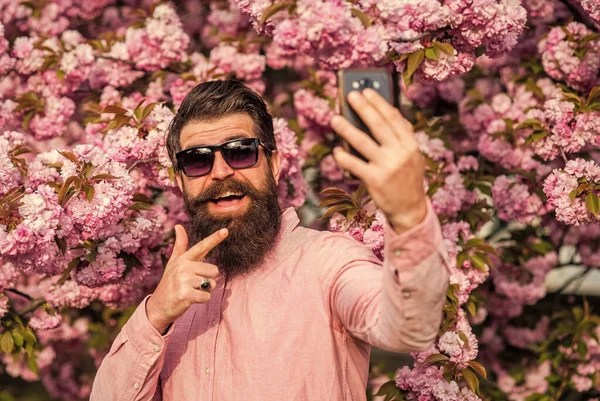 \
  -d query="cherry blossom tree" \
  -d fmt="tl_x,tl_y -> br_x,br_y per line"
1,0 -> 600,400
